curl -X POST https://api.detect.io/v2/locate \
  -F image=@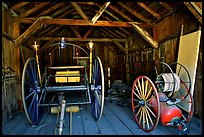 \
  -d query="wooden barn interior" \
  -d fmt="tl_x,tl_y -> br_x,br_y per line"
2,2 -> 202,135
